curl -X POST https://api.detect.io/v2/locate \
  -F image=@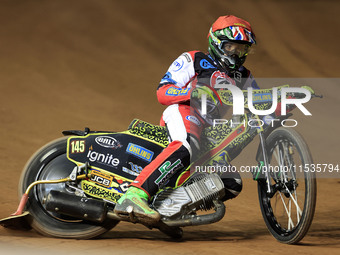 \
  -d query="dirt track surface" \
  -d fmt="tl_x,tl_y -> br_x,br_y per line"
0,0 -> 339,254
